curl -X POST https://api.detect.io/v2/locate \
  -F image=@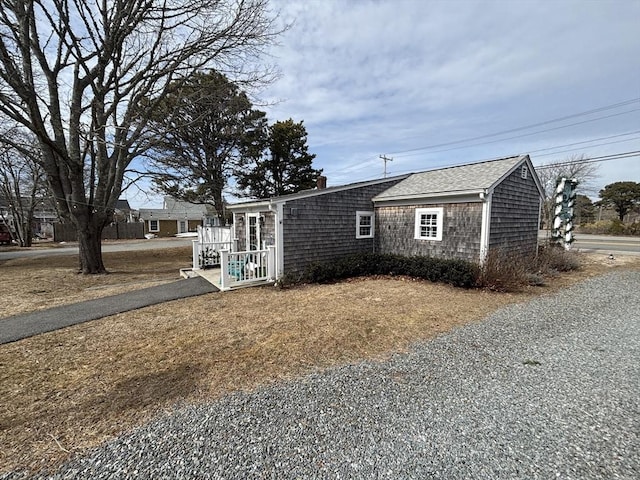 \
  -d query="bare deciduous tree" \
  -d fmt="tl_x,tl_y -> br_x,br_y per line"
0,126 -> 47,247
0,0 -> 281,272
536,154 -> 600,229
